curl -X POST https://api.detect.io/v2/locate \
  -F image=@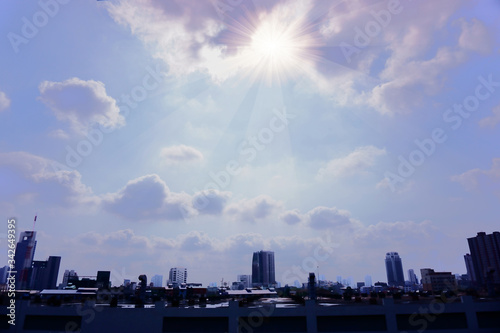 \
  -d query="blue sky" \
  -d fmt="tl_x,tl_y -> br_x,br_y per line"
1,0 -> 499,287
